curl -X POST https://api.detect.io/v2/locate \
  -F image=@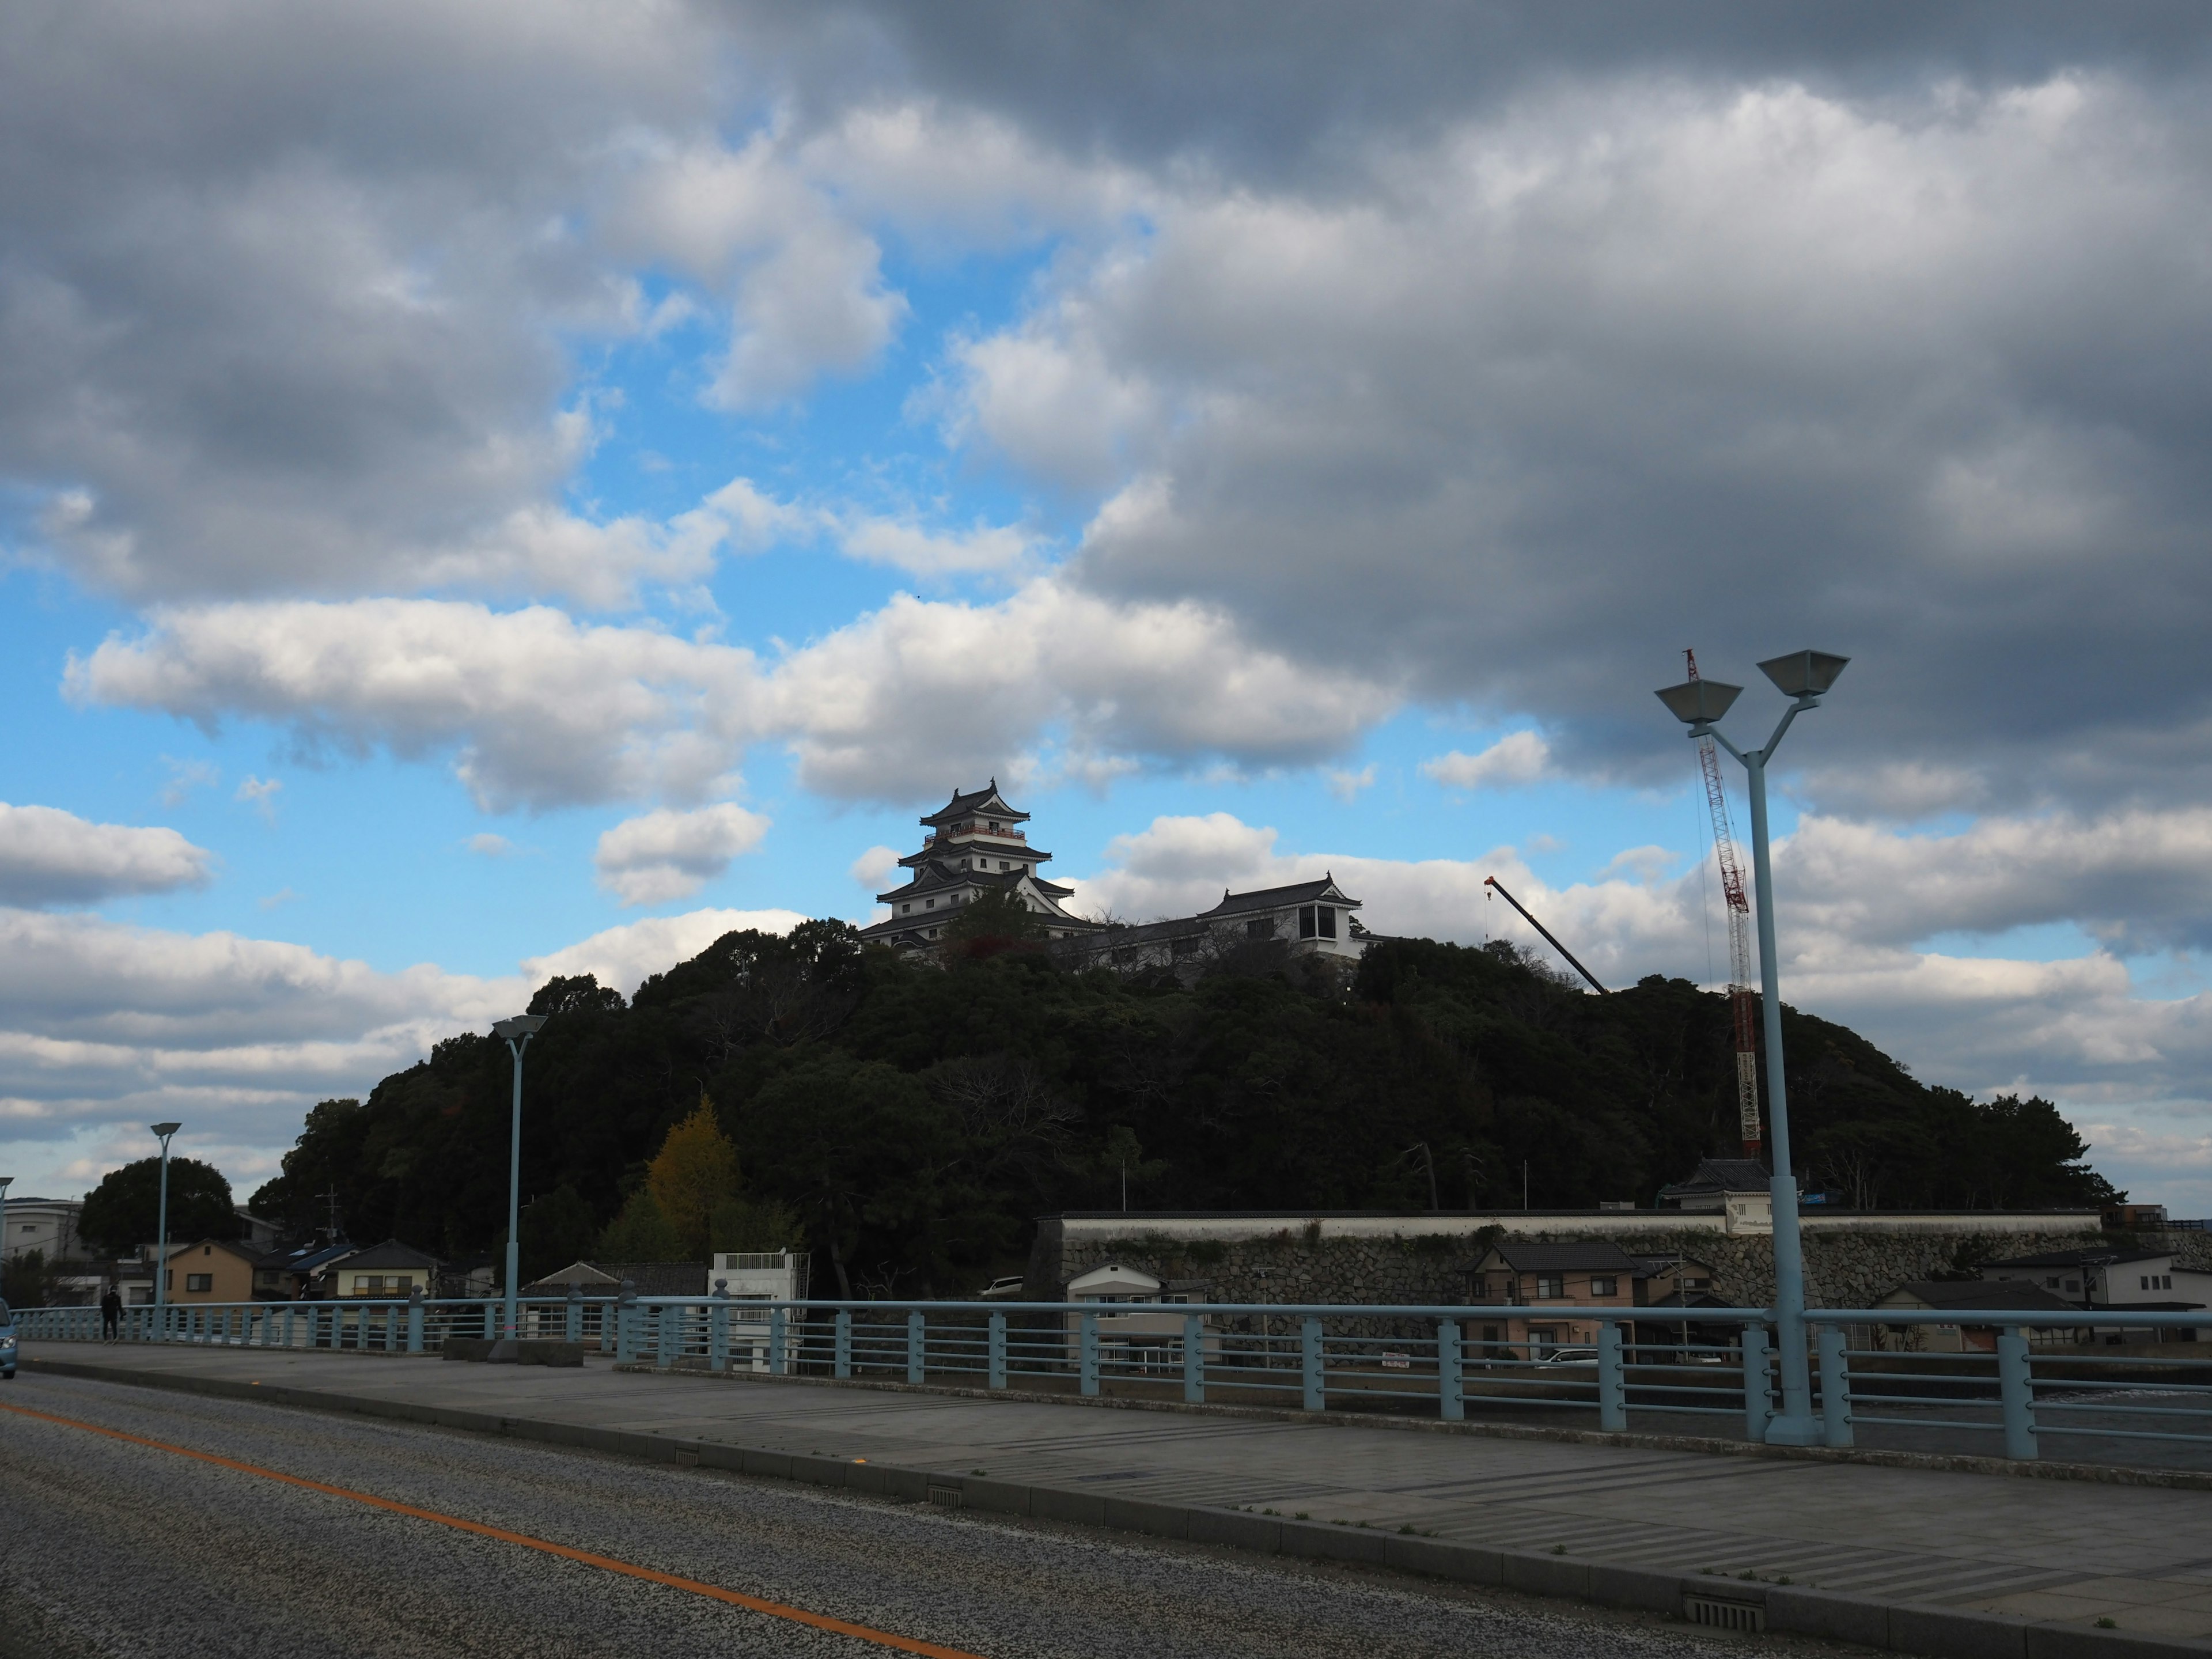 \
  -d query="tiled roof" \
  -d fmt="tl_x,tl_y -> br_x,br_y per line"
1887,1279 -> 2081,1312
1484,1240 -> 1641,1273
922,781 -> 1026,825
336,1238 -> 442,1271
1982,1248 -> 2171,1270
1198,877 -> 1358,917
592,1261 -> 709,1296
1659,1158 -> 1775,1195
